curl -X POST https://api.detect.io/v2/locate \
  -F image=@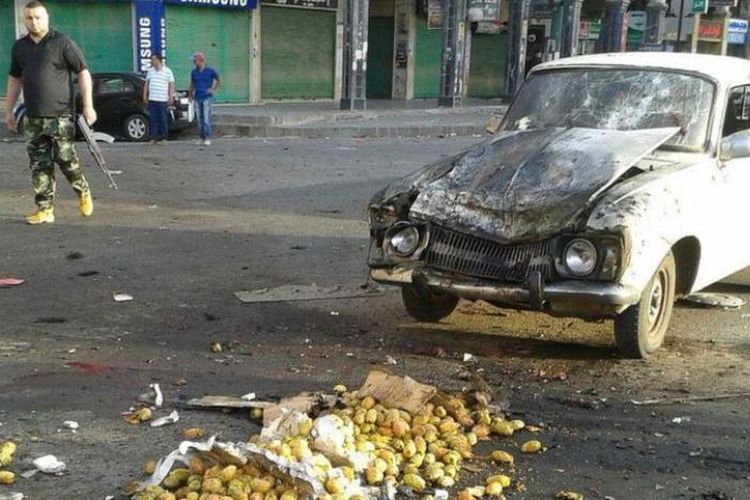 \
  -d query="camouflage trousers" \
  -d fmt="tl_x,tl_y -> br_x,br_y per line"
24,116 -> 90,209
